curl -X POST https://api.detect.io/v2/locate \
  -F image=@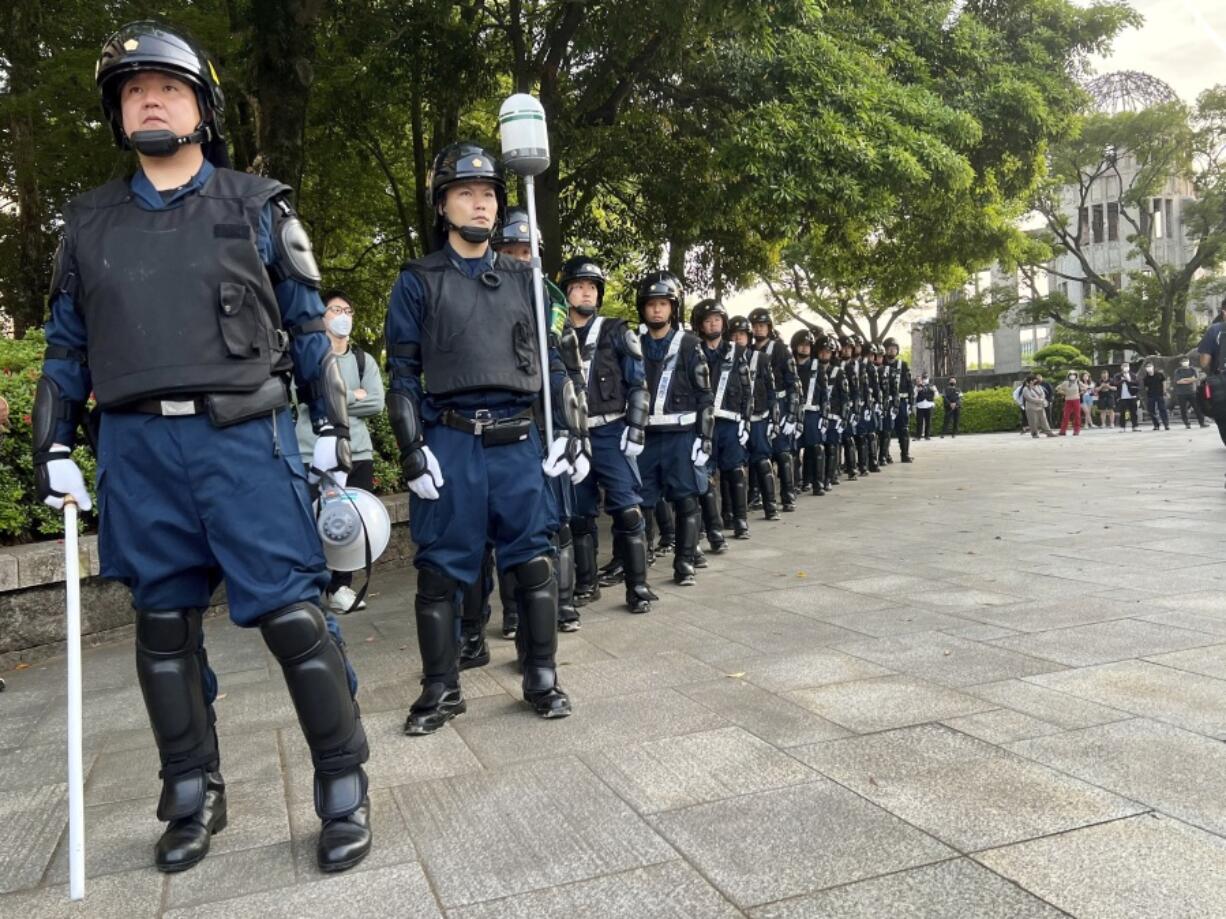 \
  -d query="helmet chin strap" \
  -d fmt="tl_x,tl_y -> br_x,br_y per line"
457,224 -> 493,244
646,318 -> 670,331
128,124 -> 212,157
574,304 -> 597,317
703,330 -> 723,342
